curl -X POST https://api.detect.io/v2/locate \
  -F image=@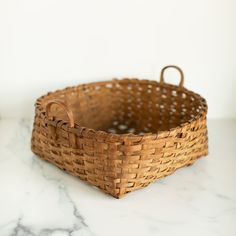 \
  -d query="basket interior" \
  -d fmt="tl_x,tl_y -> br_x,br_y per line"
41,79 -> 206,134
